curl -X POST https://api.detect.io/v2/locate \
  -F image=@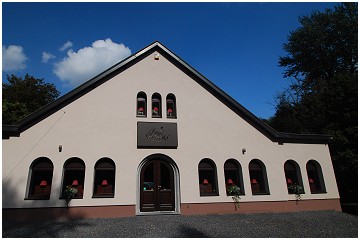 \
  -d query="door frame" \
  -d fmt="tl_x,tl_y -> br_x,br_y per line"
136,154 -> 181,215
